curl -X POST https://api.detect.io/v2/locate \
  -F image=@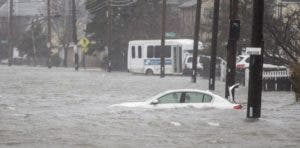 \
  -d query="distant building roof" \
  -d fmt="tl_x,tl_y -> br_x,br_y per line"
167,0 -> 181,5
0,0 -> 45,17
178,0 -> 197,8
282,0 -> 300,3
